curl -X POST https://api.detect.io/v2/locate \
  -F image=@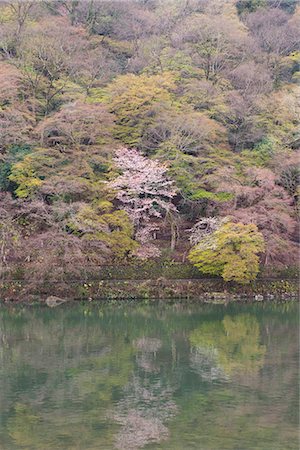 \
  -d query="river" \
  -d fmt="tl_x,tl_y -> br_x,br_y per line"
0,301 -> 298,450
